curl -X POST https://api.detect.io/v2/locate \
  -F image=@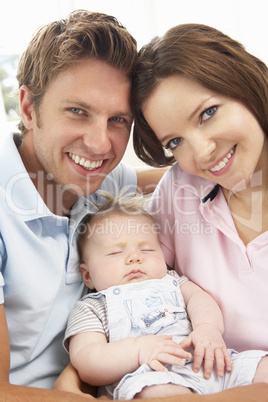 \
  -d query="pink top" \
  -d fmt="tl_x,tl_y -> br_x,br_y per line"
149,164 -> 268,352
